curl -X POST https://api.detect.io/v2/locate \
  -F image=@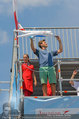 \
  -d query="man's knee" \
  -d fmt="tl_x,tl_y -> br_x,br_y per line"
42,84 -> 47,95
